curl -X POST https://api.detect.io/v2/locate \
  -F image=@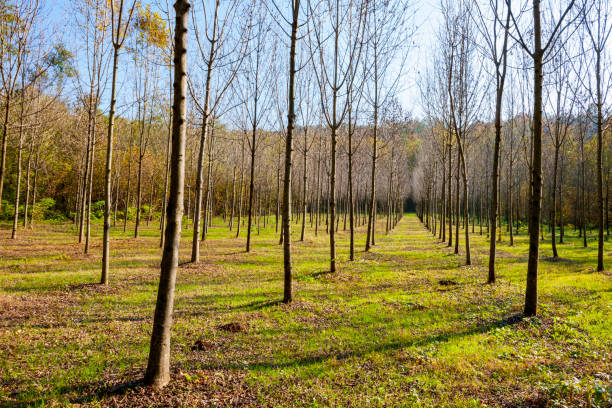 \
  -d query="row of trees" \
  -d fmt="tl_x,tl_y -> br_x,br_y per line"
414,0 -> 610,317
3,0 -> 609,390
0,0 -> 418,387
